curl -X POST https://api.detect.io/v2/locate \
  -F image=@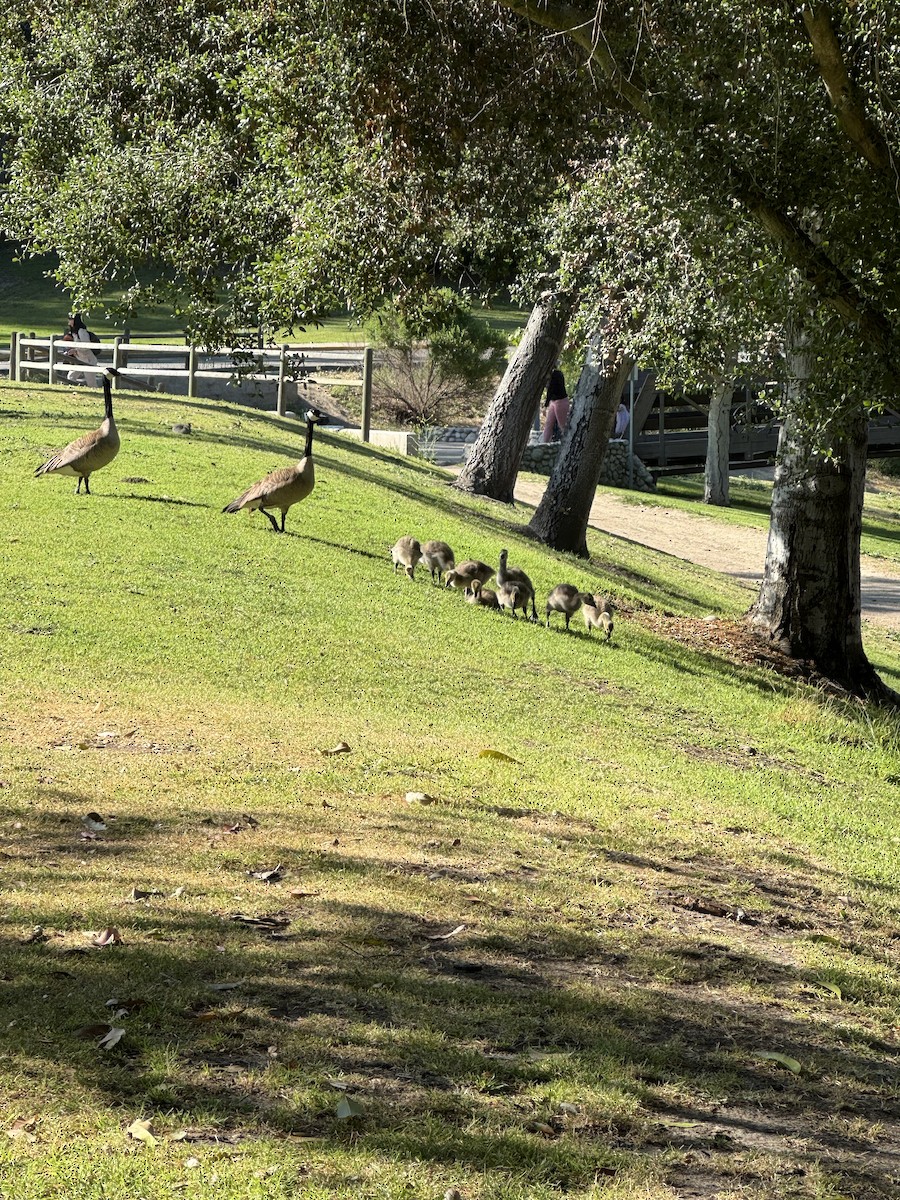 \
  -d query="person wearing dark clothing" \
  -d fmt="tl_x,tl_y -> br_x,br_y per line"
541,368 -> 569,443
